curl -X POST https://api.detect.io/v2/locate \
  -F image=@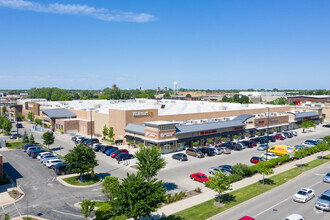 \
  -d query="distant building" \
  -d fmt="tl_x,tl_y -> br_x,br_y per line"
239,91 -> 287,104
287,95 -> 330,104
112,84 -> 117,90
